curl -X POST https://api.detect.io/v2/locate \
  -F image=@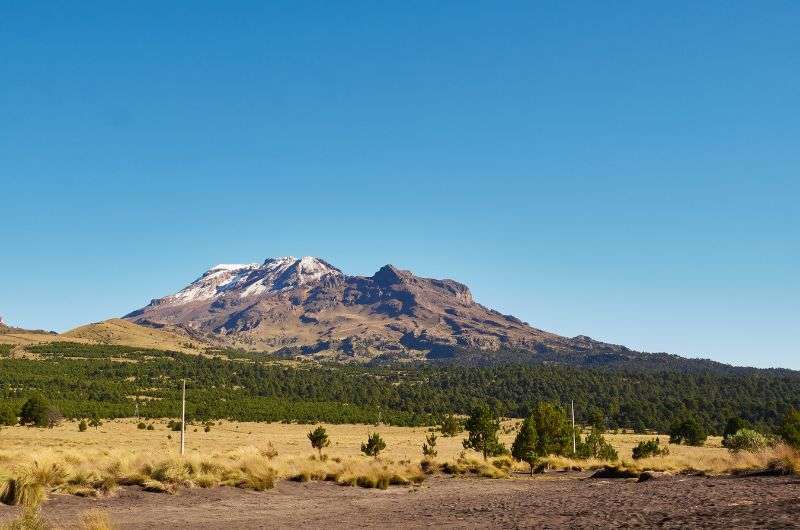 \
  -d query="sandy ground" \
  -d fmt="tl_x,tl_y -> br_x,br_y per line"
1,473 -> 798,529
